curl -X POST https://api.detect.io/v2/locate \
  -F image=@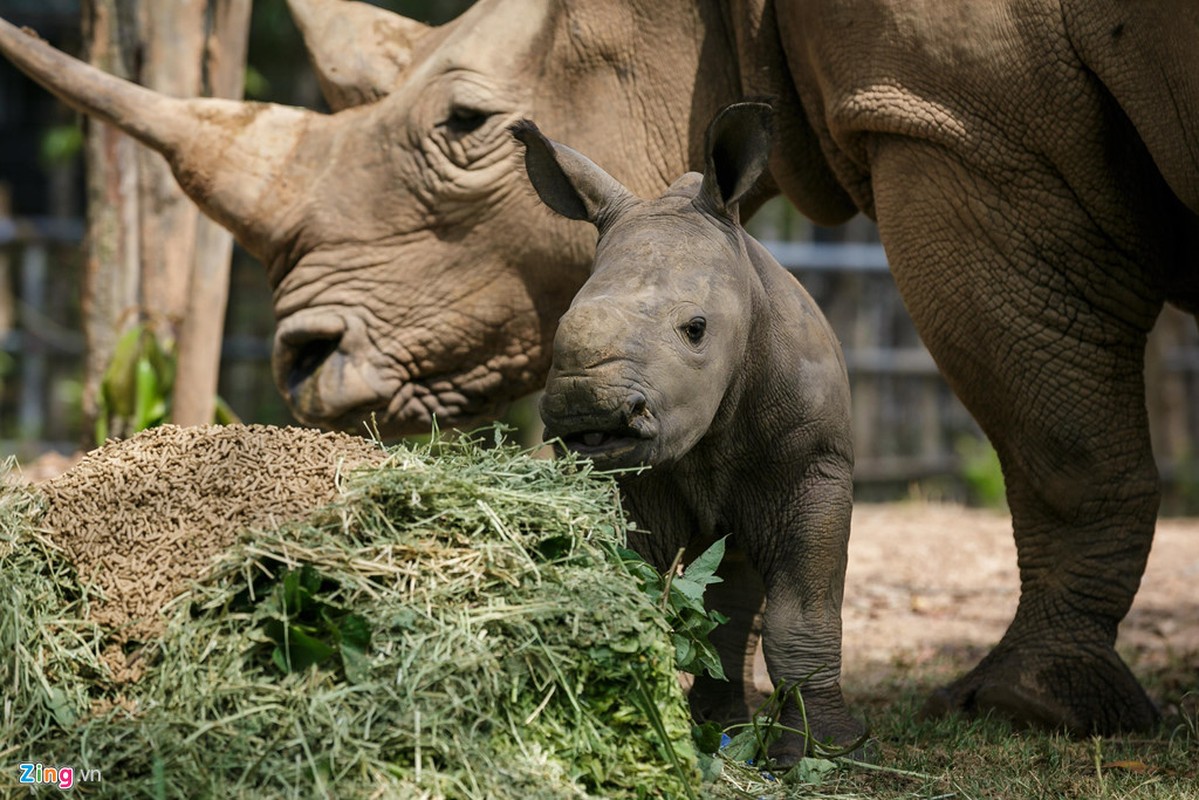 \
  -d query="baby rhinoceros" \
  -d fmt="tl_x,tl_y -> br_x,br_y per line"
512,102 -> 866,762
